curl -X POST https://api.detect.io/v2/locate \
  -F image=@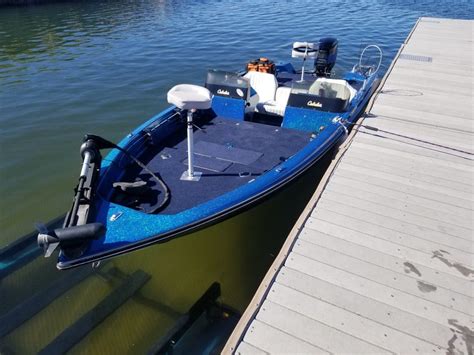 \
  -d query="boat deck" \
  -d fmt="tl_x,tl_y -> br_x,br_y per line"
116,117 -> 312,214
224,17 -> 474,354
